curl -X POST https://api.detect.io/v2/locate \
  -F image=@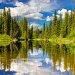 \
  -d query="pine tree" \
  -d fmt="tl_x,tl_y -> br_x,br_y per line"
0,10 -> 3,34
7,8 -> 11,35
3,8 -> 7,34
20,17 -> 28,39
45,25 -> 49,39
73,8 -> 75,31
67,10 -> 72,35
23,17 -> 28,39
49,20 -> 52,37
59,14 -> 63,37
29,26 -> 33,39
13,18 -> 19,38
42,23 -> 46,39
35,27 -> 40,38
10,19 -> 13,38
63,12 -> 69,37
53,10 -> 58,36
